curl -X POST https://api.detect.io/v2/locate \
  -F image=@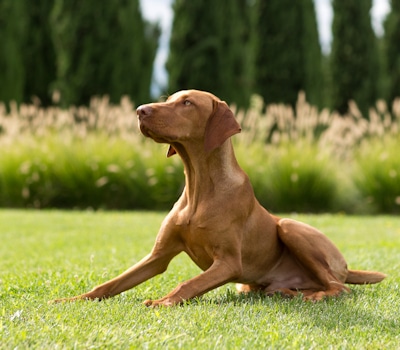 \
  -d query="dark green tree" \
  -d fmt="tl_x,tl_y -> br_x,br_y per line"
50,0 -> 159,106
167,0 -> 254,108
330,0 -> 379,115
254,0 -> 323,107
384,0 -> 400,105
0,0 -> 28,104
23,0 -> 56,105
